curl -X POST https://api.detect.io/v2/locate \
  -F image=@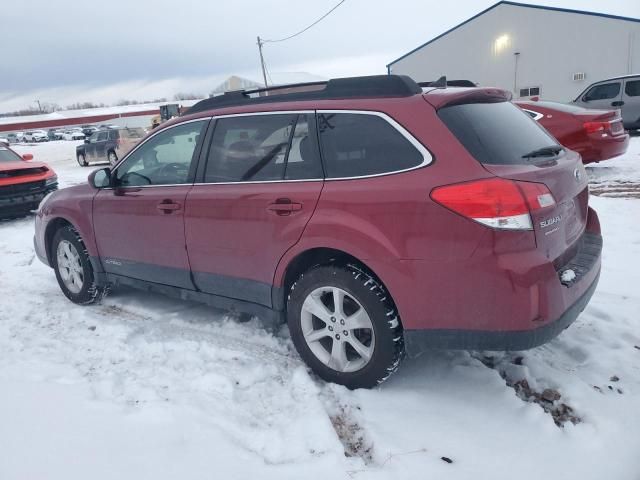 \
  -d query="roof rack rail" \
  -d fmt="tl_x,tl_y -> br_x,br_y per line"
186,75 -> 422,114
419,79 -> 477,88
